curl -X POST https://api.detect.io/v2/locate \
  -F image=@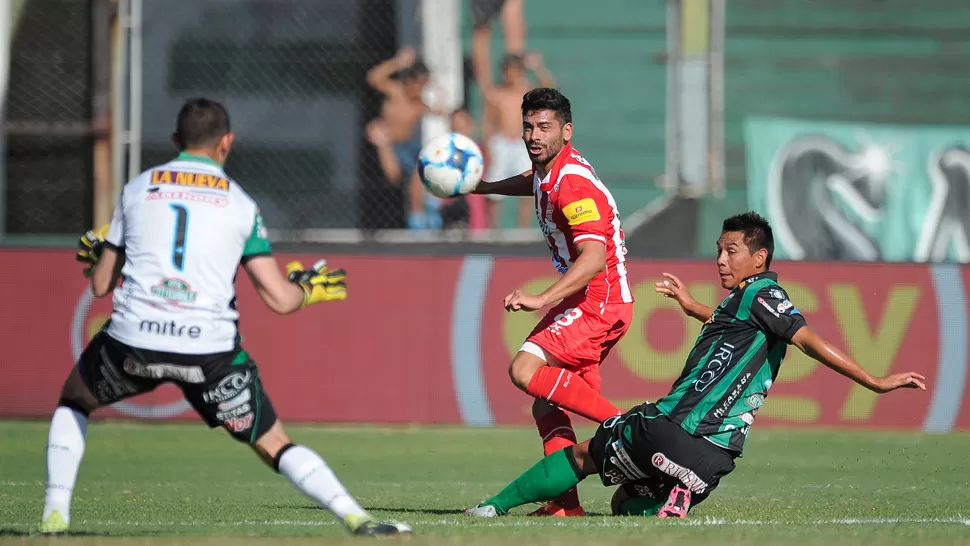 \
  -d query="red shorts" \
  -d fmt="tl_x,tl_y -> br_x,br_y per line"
522,293 -> 633,385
